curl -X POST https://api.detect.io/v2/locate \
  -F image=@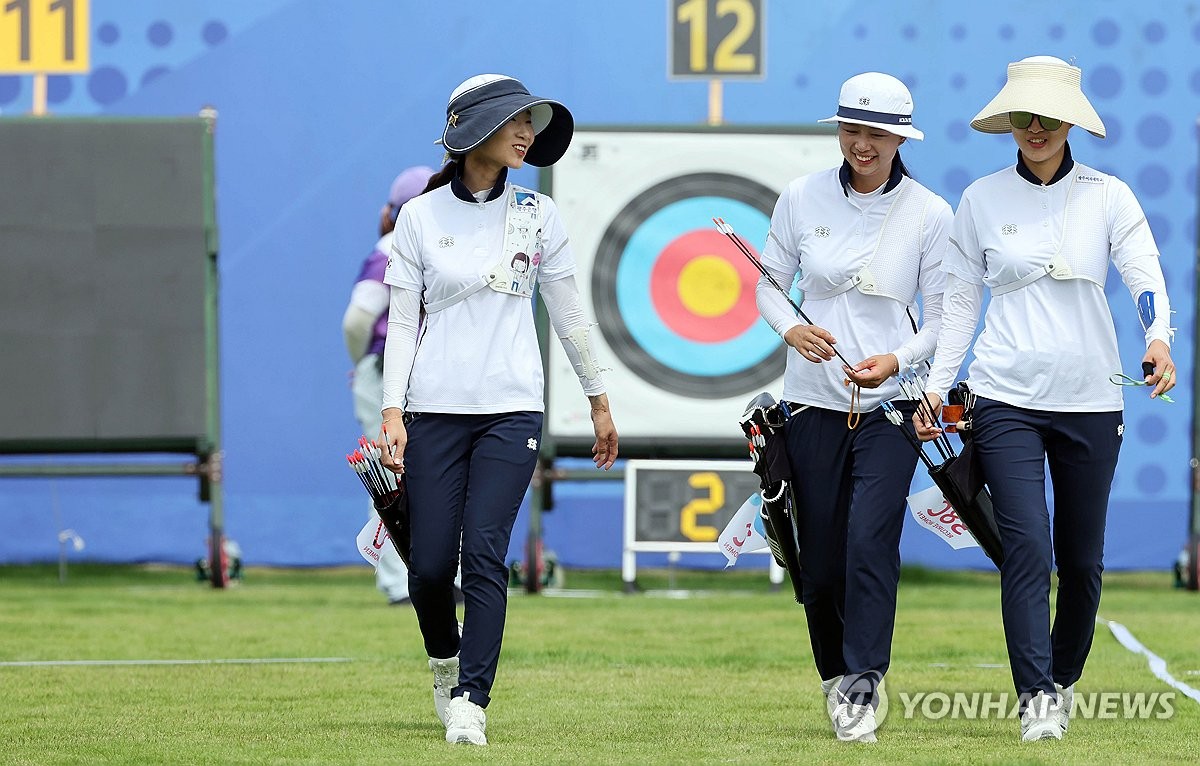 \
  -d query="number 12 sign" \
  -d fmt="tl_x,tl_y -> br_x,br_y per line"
669,0 -> 763,80
0,0 -> 89,74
